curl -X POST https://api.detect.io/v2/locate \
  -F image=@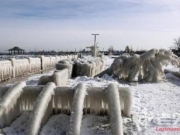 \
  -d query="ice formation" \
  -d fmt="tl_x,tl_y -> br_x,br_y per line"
0,60 -> 13,82
74,57 -> 104,77
97,49 -> 180,82
56,60 -> 73,78
26,82 -> 55,135
68,83 -> 86,135
106,83 -> 123,135
0,55 -> 78,82
118,87 -> 132,117
0,81 -> 132,134
38,69 -> 69,86
0,81 -> 26,127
